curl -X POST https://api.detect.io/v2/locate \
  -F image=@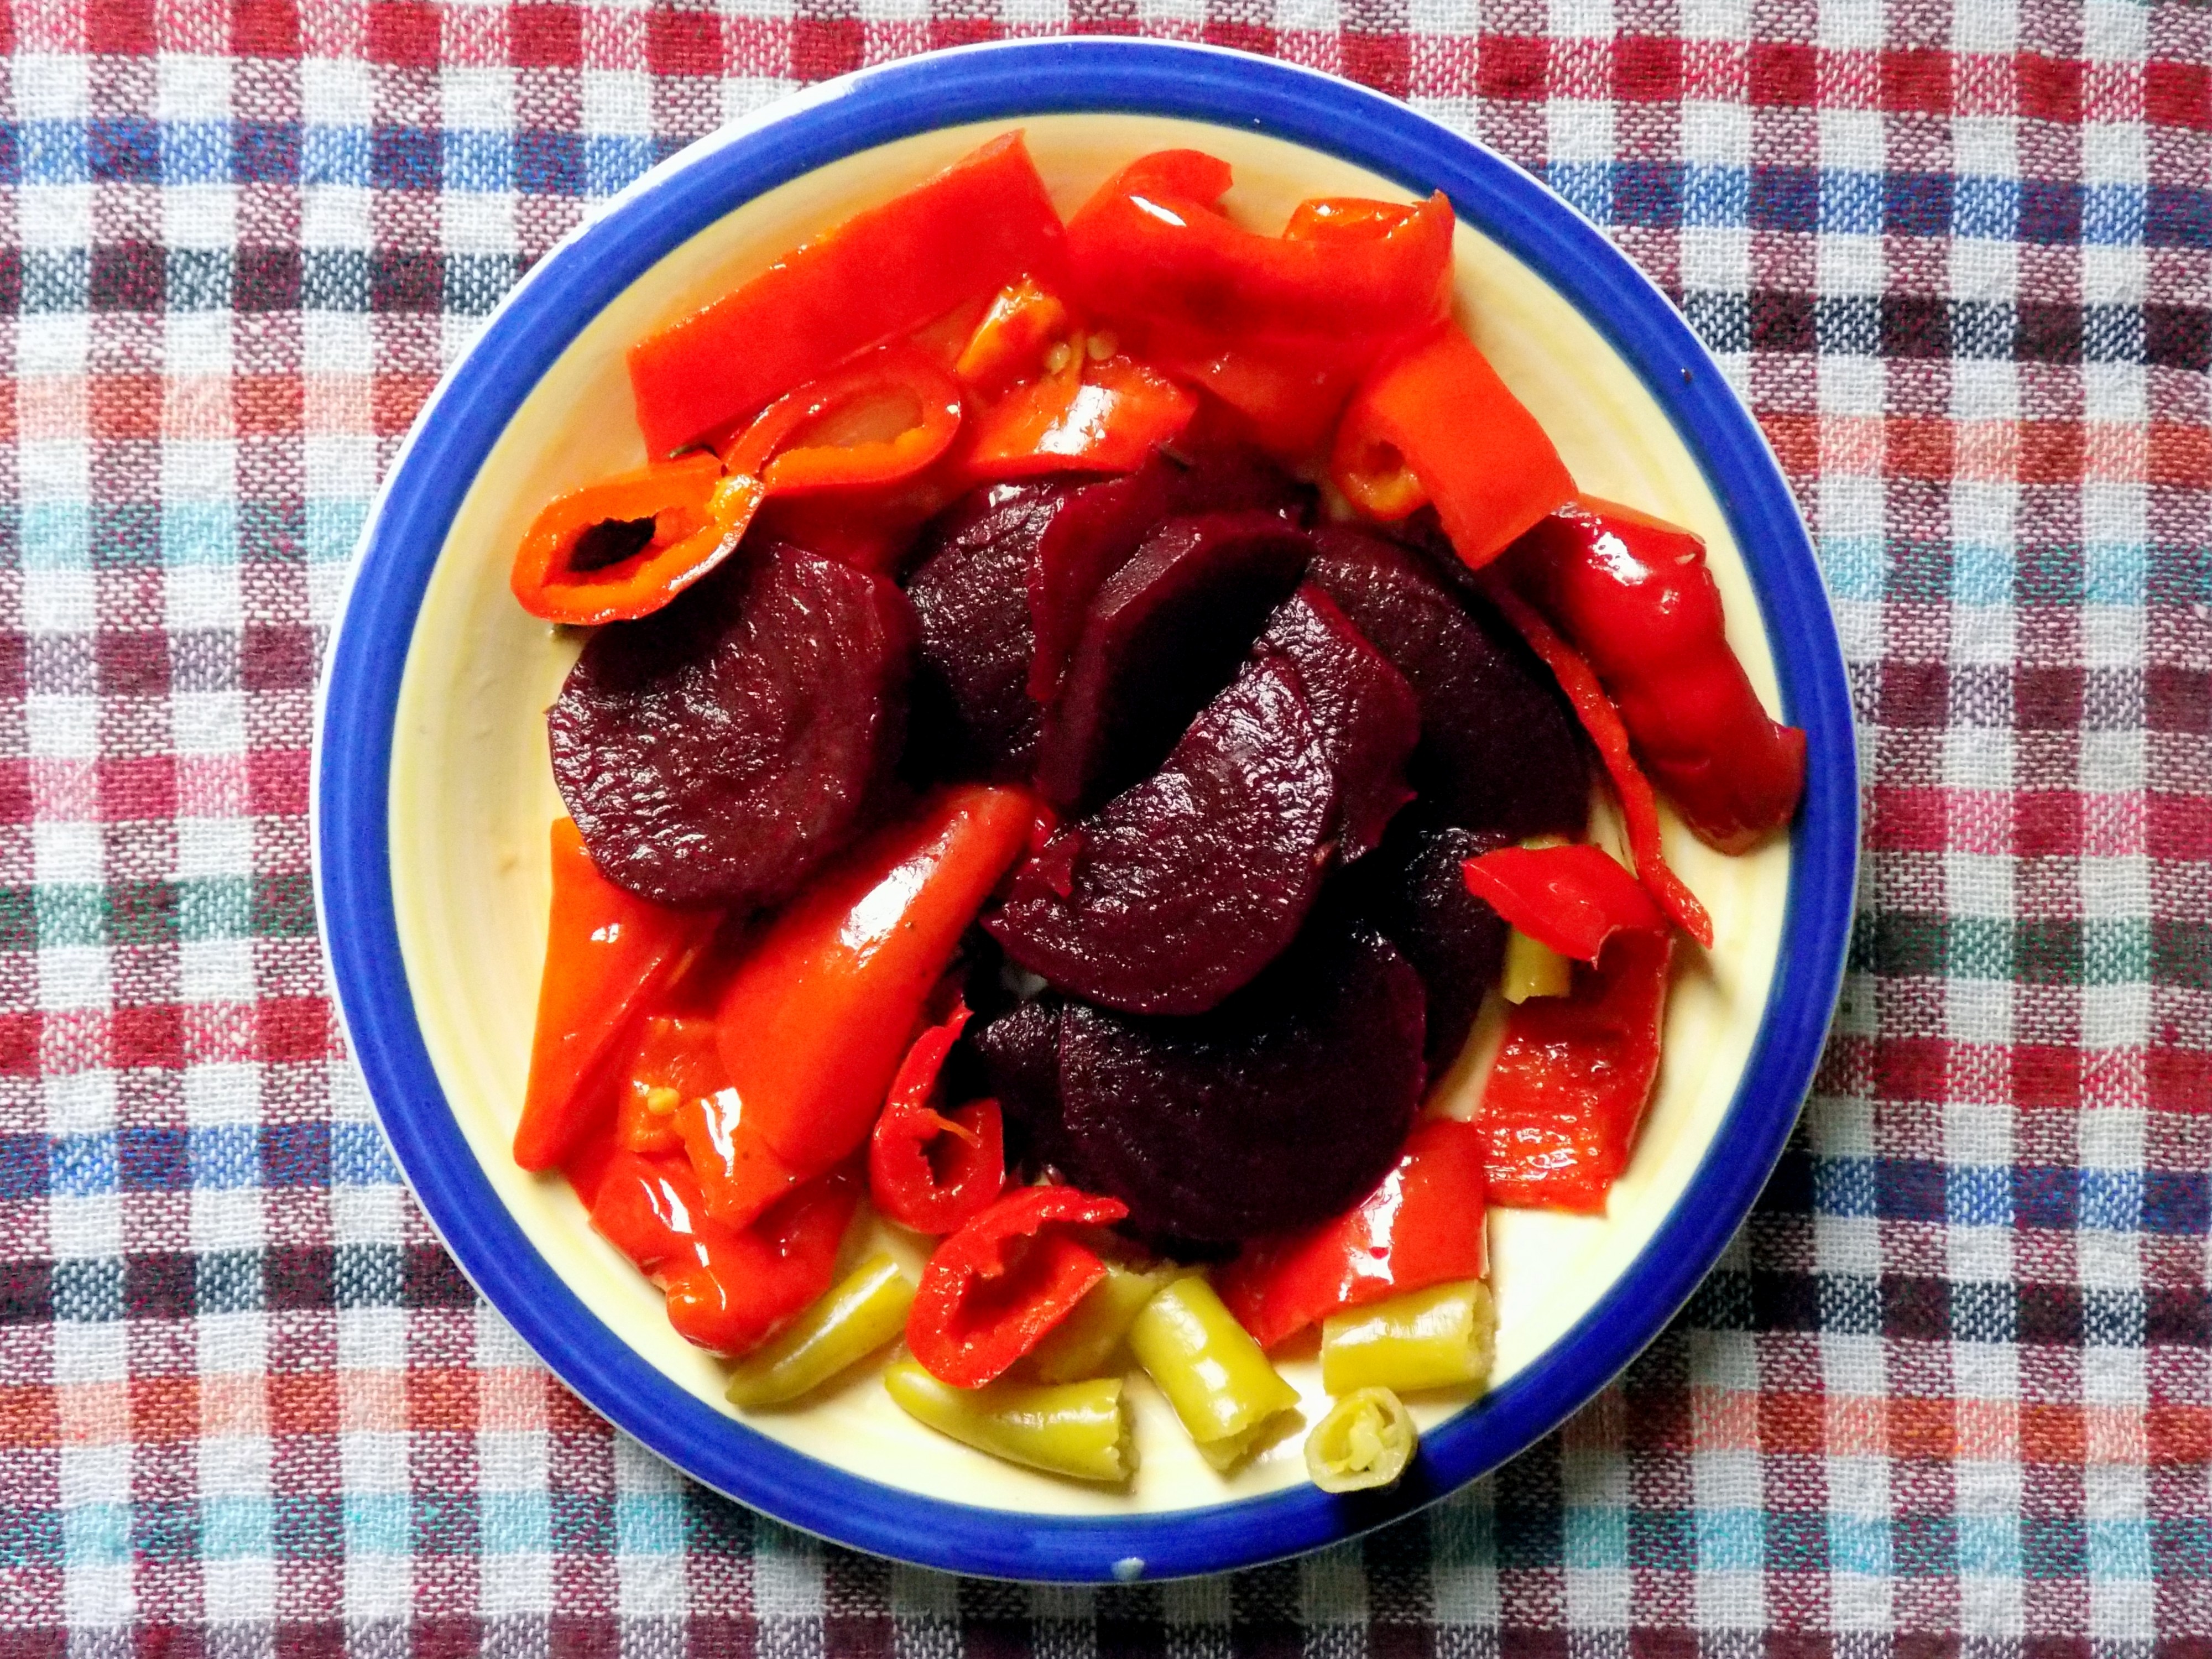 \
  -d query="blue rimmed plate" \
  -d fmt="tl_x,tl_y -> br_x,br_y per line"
313,39 -> 1856,1583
